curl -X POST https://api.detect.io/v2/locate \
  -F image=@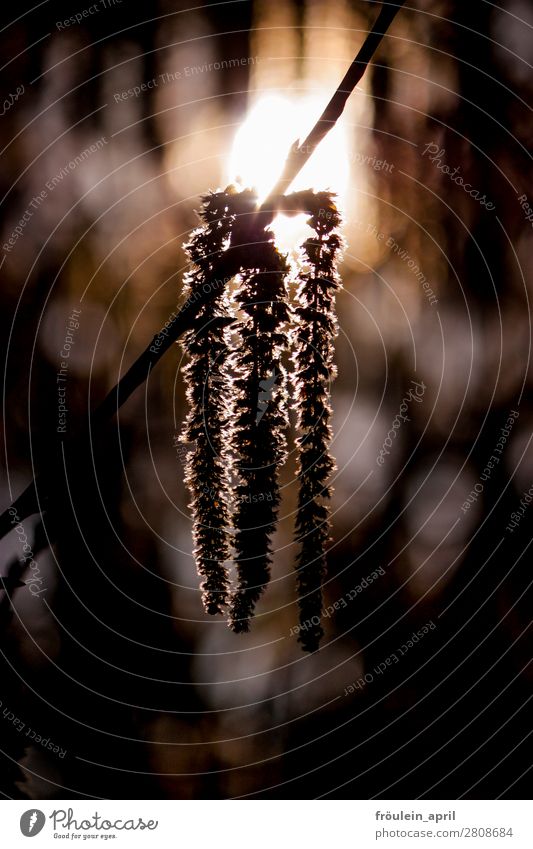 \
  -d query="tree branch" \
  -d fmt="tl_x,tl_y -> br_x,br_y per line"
0,0 -> 406,567
263,0 -> 407,204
